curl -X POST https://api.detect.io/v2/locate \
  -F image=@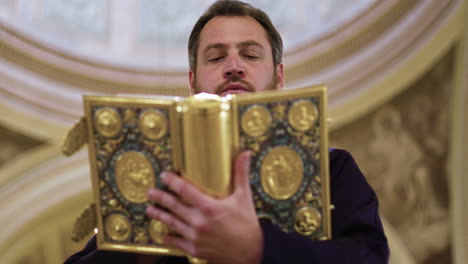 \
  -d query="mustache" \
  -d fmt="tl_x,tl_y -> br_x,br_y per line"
215,75 -> 255,95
